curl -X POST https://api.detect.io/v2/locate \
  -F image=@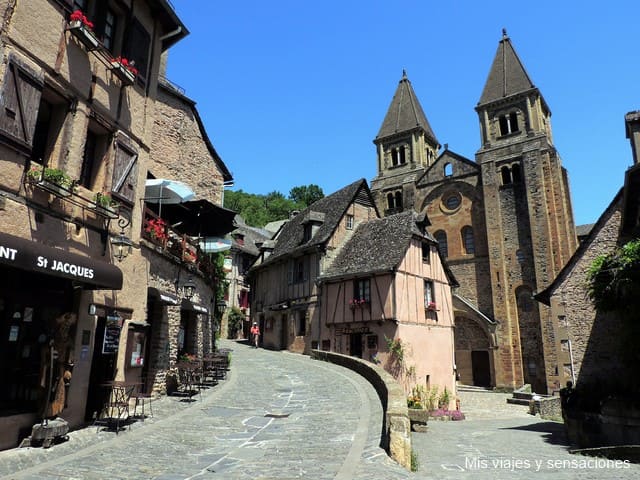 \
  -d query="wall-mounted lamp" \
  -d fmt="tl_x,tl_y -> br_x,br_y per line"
216,299 -> 228,315
175,275 -> 196,300
110,217 -> 133,262
88,304 -> 97,315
